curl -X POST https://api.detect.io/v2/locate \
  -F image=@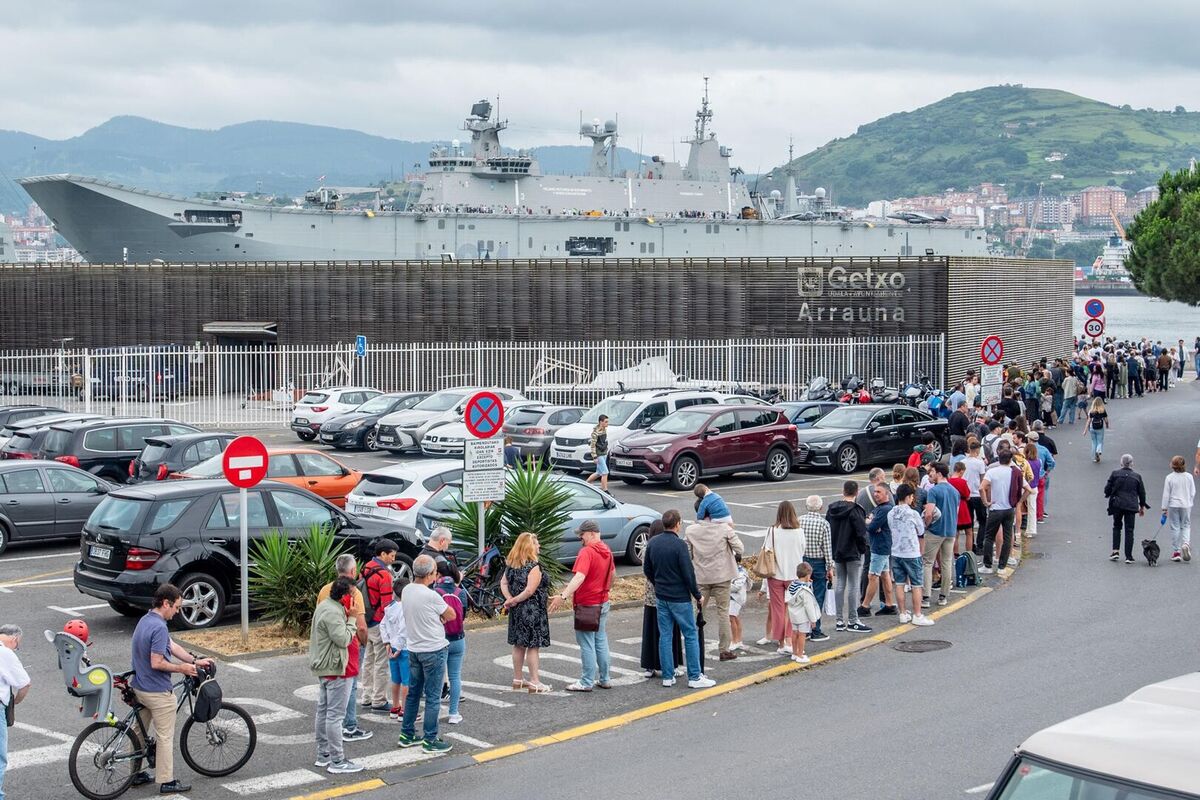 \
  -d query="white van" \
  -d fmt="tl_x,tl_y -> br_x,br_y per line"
550,389 -> 727,473
986,672 -> 1200,799
374,386 -> 524,453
